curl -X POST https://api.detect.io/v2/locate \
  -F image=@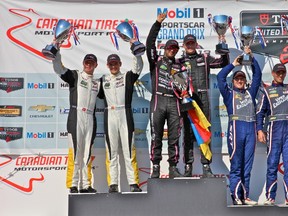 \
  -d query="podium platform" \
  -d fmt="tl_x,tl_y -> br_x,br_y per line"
68,177 -> 287,216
